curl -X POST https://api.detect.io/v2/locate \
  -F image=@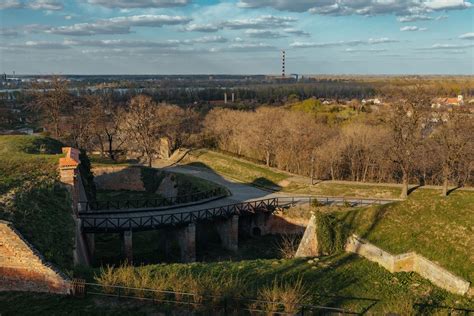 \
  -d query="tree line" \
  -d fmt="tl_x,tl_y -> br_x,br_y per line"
28,78 -> 473,198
